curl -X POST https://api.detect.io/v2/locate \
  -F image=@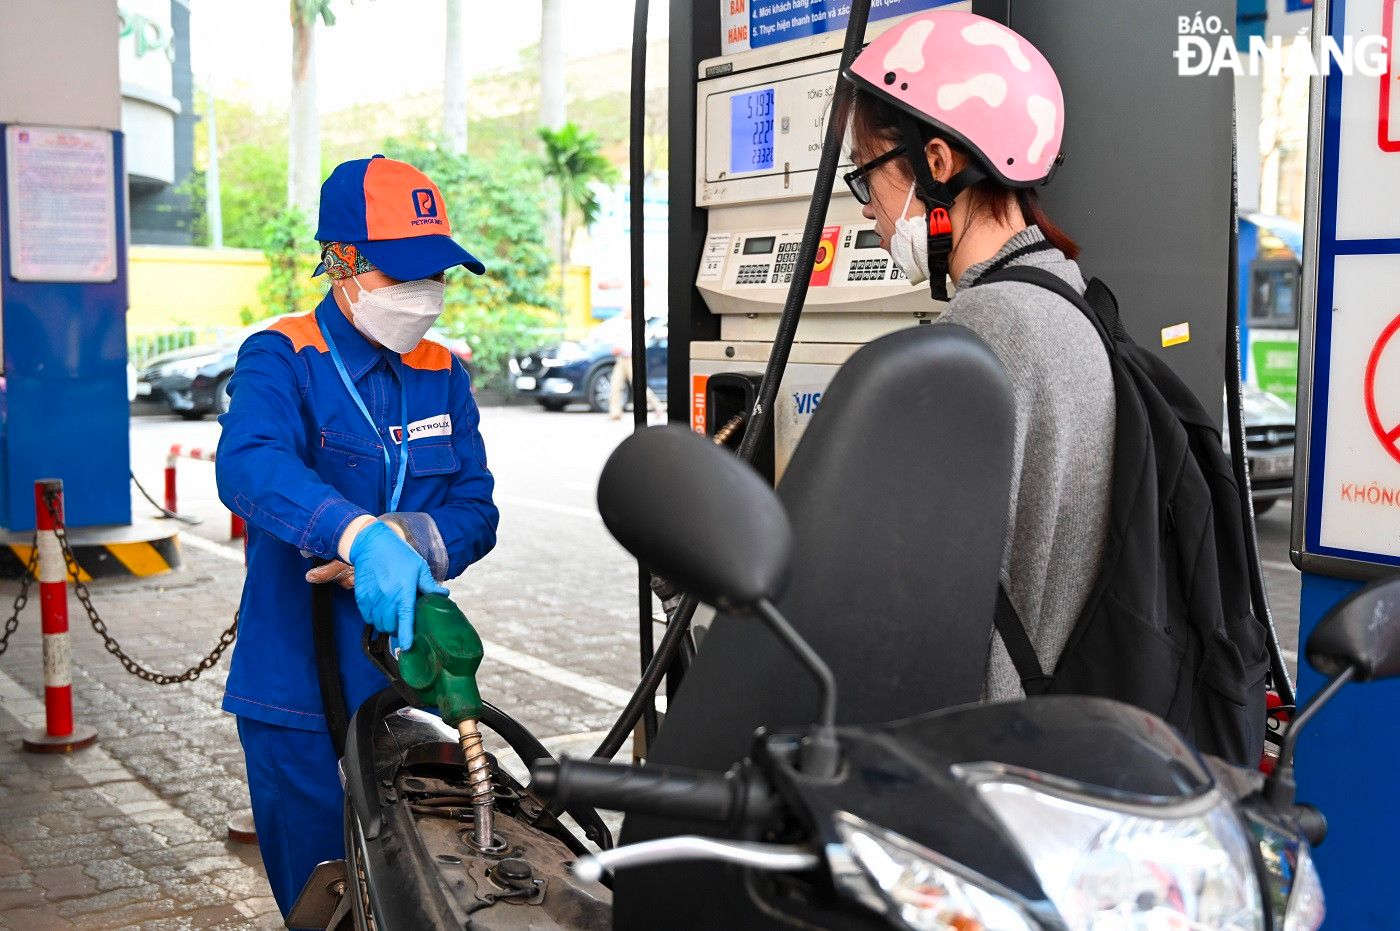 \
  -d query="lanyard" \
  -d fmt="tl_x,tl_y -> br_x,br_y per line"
318,314 -> 409,513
